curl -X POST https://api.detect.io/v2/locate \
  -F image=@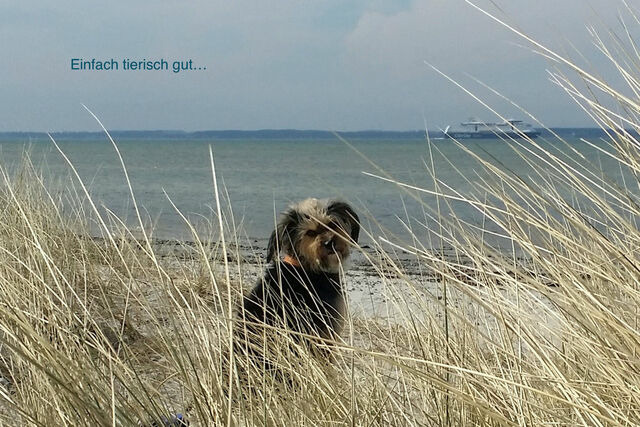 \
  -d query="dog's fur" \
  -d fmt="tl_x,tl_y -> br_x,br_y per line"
237,198 -> 359,360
